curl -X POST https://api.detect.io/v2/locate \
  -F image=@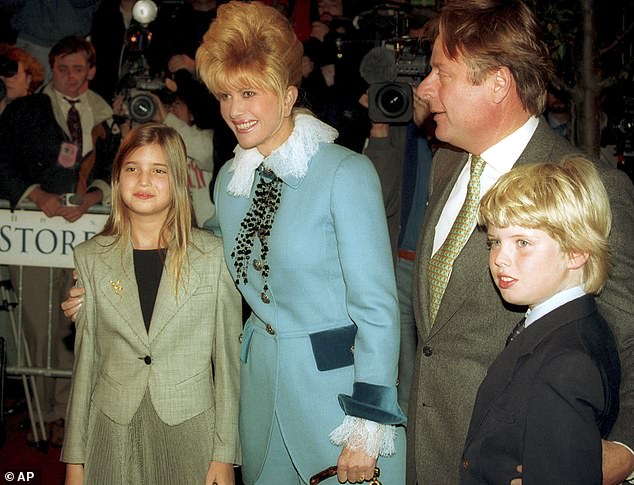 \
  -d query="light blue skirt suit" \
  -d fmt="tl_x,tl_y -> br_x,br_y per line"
214,127 -> 406,484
